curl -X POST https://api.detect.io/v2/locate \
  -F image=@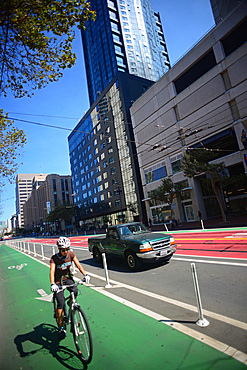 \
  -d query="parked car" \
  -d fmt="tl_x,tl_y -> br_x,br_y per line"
88,222 -> 176,270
